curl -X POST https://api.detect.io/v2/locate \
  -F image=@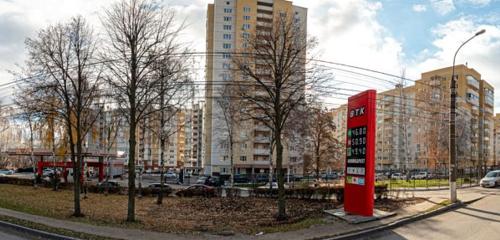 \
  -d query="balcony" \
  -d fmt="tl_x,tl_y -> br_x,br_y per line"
254,136 -> 271,143
254,148 -> 270,155
485,95 -> 494,107
467,75 -> 480,89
